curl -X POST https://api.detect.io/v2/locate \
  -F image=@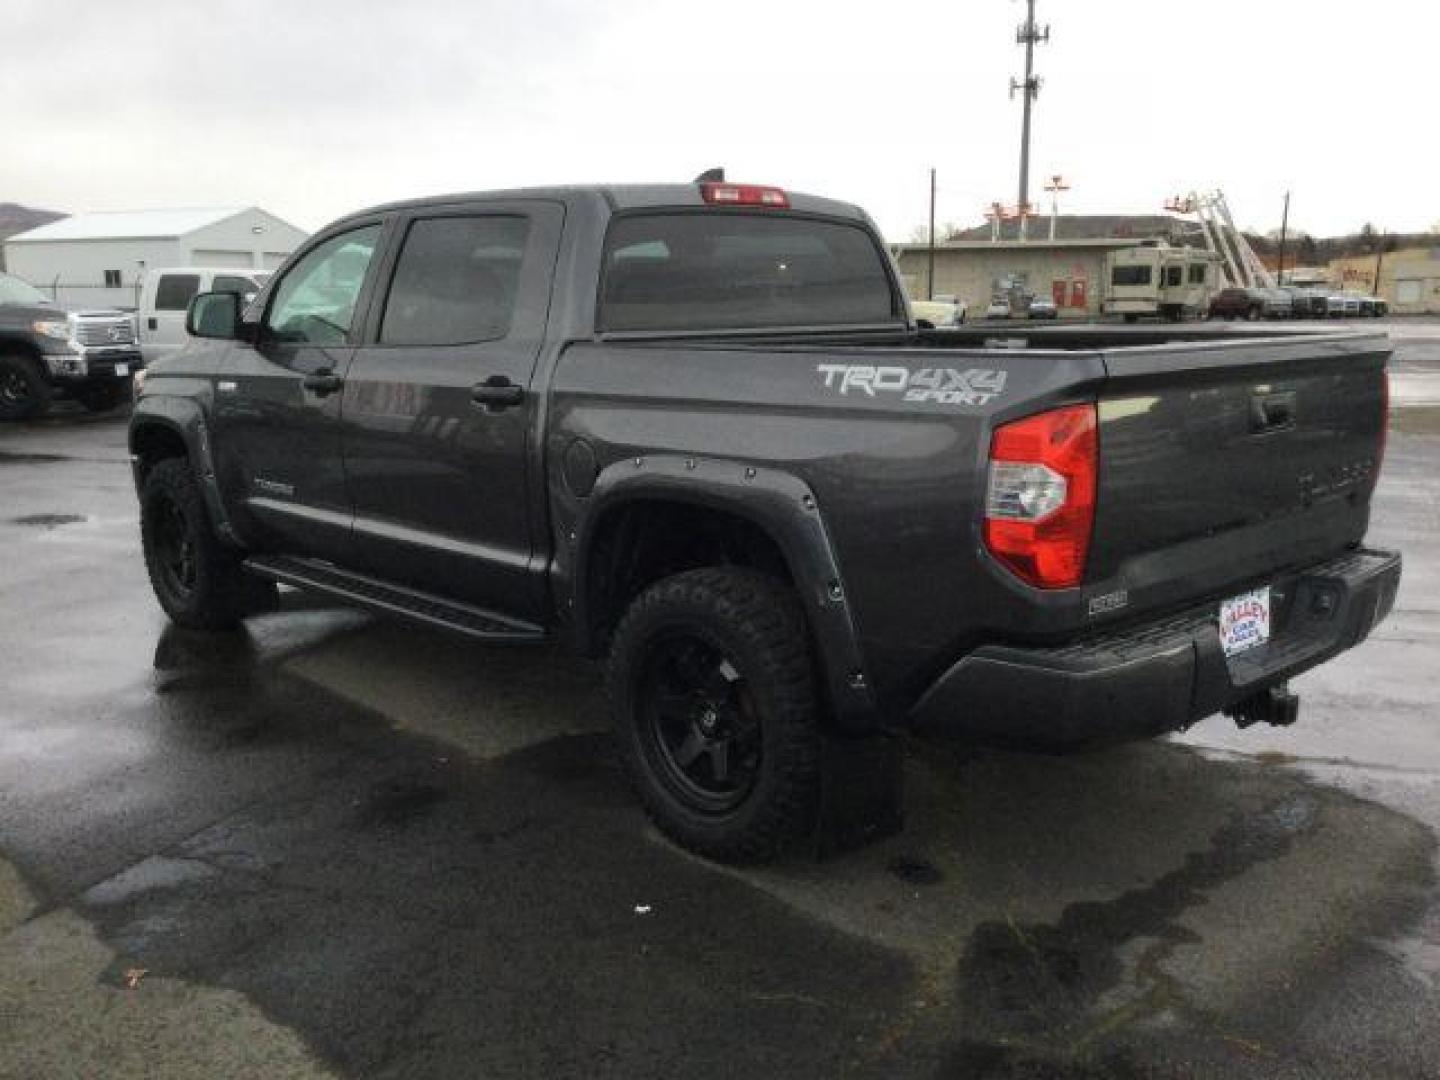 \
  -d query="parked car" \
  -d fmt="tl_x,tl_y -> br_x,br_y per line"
984,295 -> 1012,319
1280,287 -> 1327,318
1368,296 -> 1389,317
1026,296 -> 1058,320
138,267 -> 265,364
0,270 -> 140,420
129,178 -> 1400,863
1260,288 -> 1294,319
910,295 -> 966,328
1208,287 -> 1267,320
1323,293 -> 1349,318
